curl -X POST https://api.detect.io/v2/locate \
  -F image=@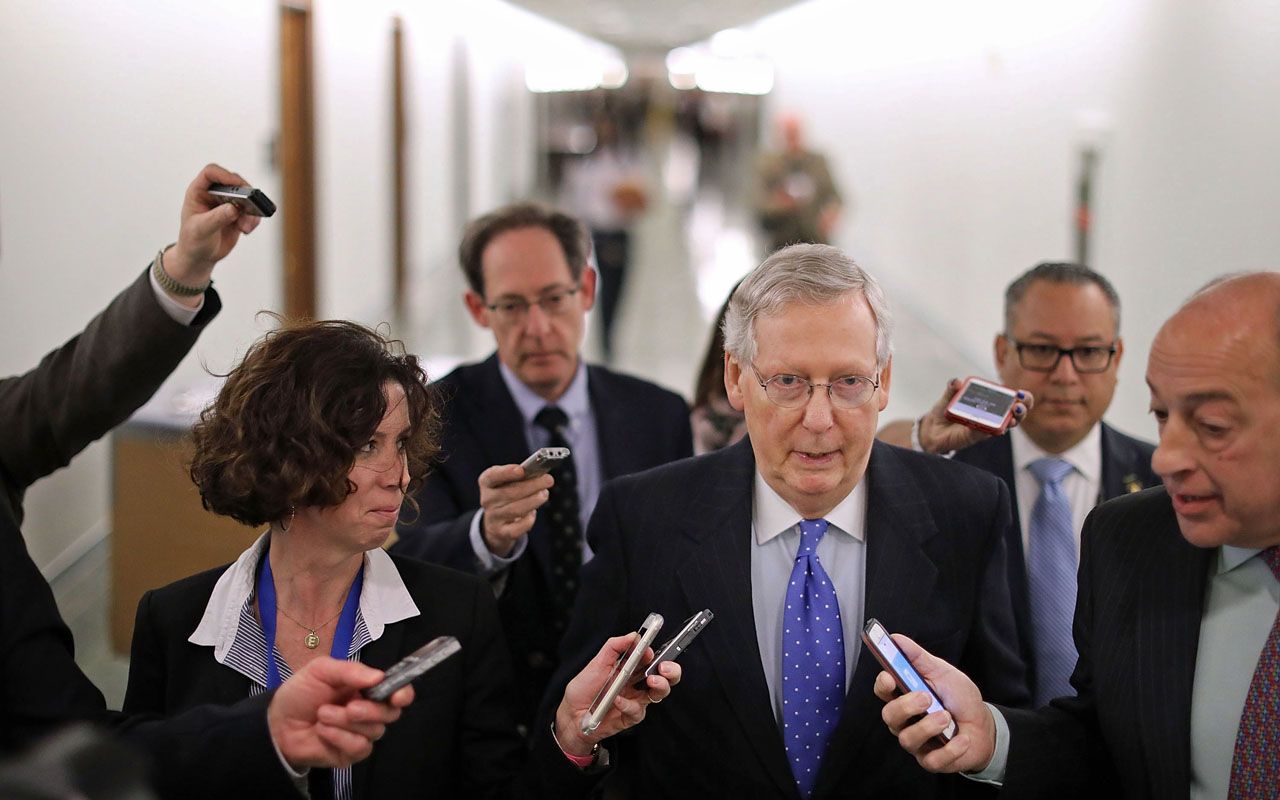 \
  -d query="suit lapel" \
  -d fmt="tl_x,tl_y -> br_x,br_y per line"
349,620 -> 410,799
674,441 -> 799,798
813,443 -> 941,796
1099,423 -> 1155,500
587,367 -> 637,481
1134,513 -> 1211,798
